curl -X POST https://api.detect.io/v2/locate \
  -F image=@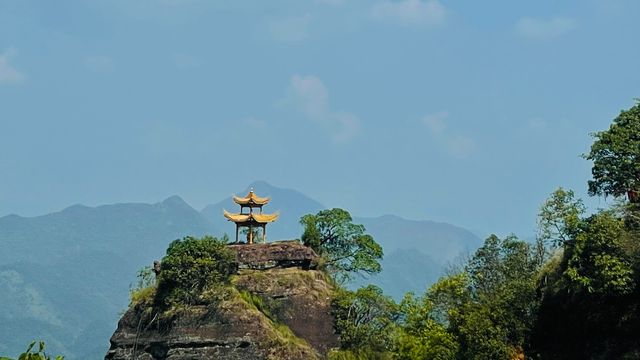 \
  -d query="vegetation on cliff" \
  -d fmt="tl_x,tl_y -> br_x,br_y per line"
301,208 -> 383,283
128,235 -> 235,313
112,236 -> 327,359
